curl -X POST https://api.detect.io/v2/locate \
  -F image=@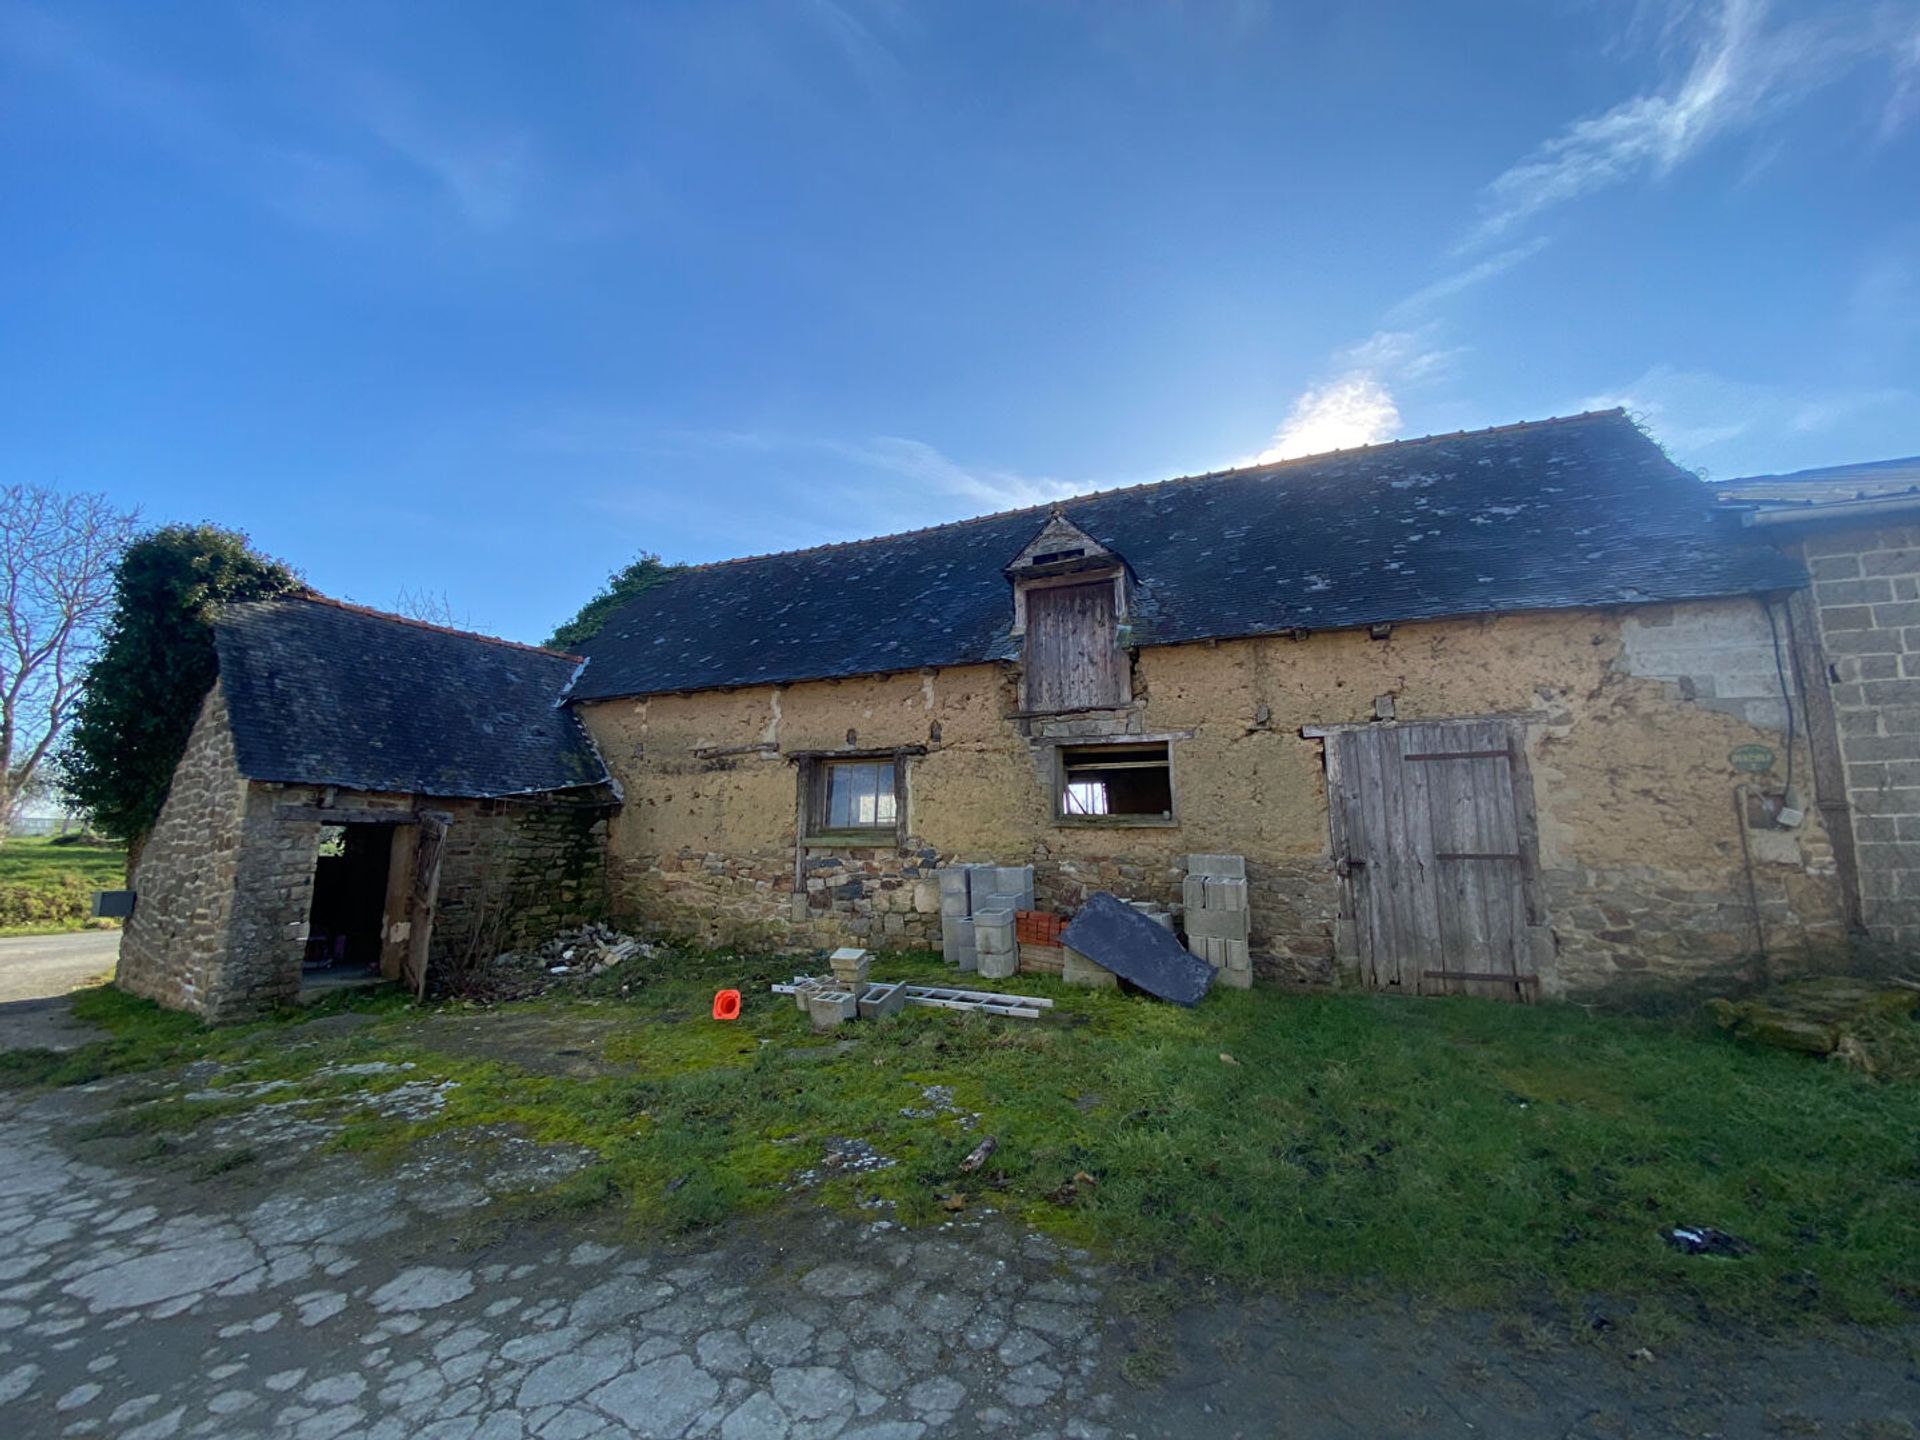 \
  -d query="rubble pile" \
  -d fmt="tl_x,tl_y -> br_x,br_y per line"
478,923 -> 657,998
